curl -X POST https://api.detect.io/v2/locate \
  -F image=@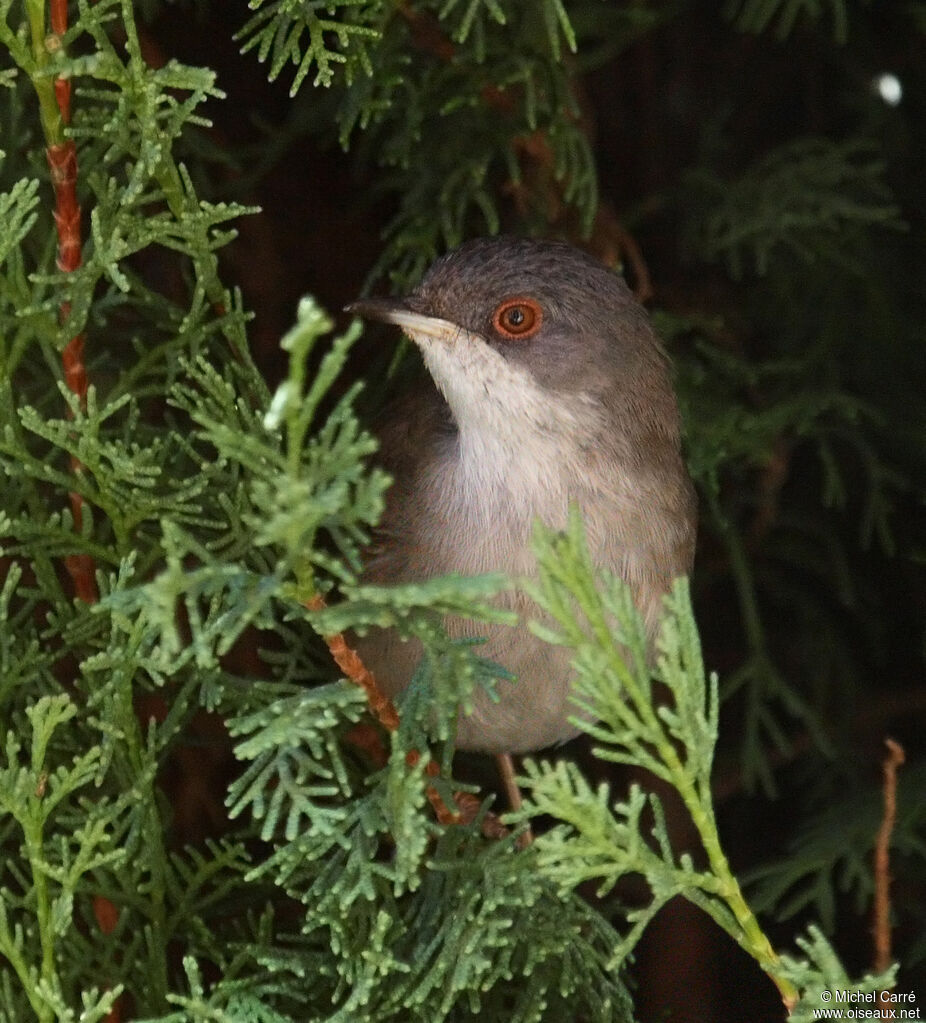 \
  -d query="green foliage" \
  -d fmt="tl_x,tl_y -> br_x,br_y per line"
236,1 -> 619,284
0,695 -> 118,1022
659,119 -> 909,801
517,513 -> 907,1012
237,0 -> 381,93
525,516 -> 716,794
0,52 -> 625,1008
519,517 -> 762,961
746,761 -> 926,931
236,0 -> 578,96
666,323 -> 875,791
683,138 -> 903,279
725,0 -> 849,41
780,927 -> 895,1023
0,177 -> 39,265
220,674 -> 634,1022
